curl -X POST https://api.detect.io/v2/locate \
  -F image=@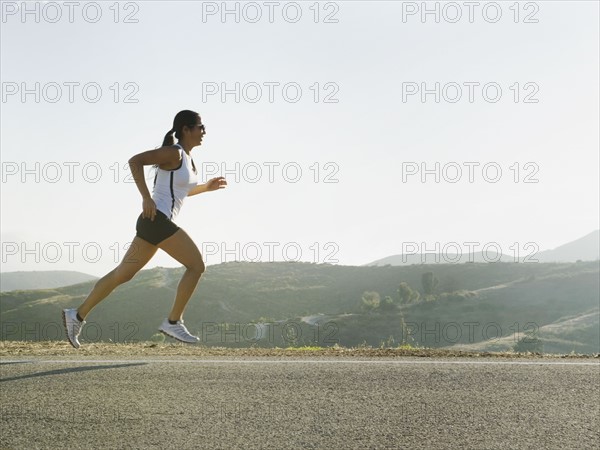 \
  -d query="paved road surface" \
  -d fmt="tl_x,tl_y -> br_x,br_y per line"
1,357 -> 599,449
